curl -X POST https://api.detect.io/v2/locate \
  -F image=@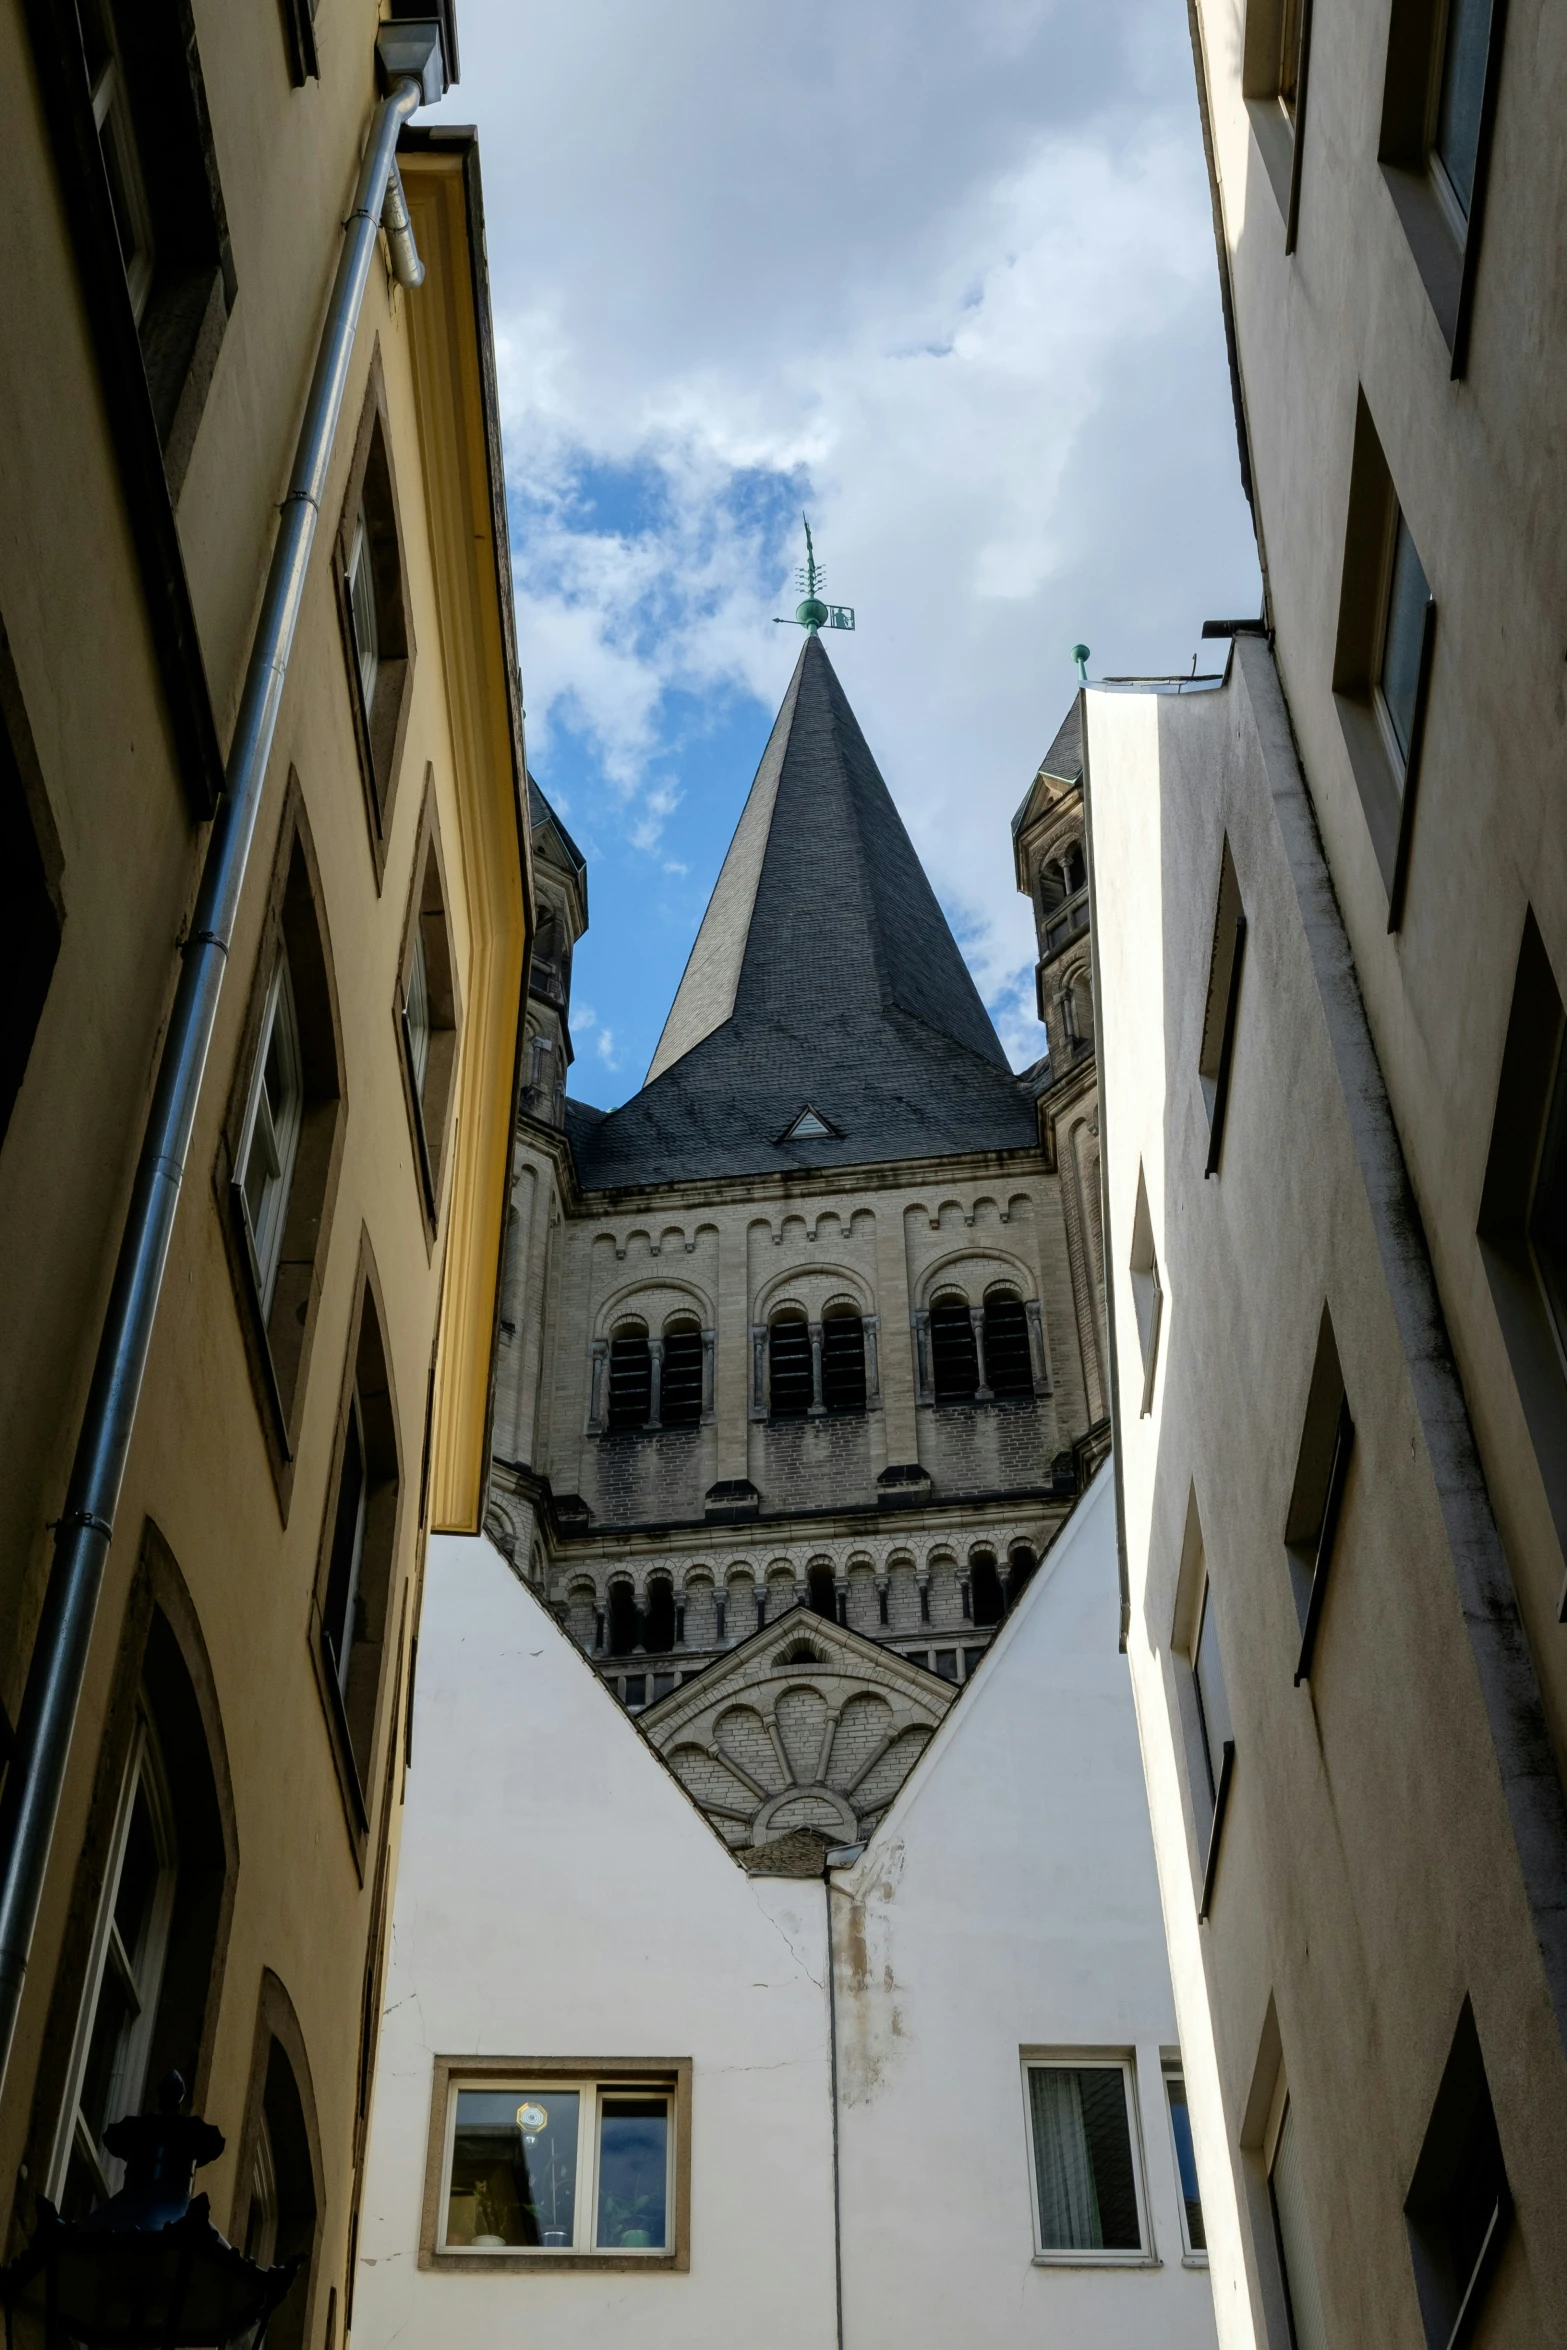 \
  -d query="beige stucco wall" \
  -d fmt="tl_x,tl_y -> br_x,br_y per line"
0,7 -> 523,2336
